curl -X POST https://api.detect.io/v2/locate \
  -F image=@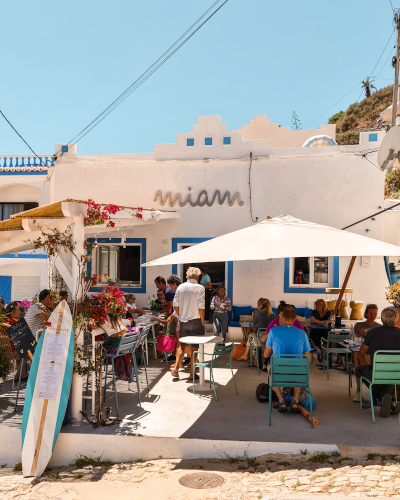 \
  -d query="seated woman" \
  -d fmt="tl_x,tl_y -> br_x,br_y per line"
3,302 -> 29,381
101,313 -> 134,381
266,300 -> 304,333
125,294 -> 146,318
309,299 -> 332,357
238,298 -> 276,362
